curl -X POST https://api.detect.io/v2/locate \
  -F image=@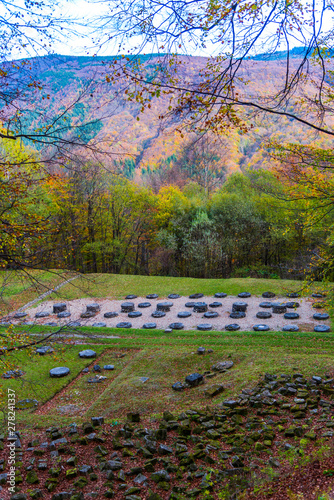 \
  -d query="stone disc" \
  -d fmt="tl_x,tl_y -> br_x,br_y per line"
209,302 -> 222,308
152,311 -> 166,318
178,311 -> 192,318
169,322 -> 184,330
313,313 -> 330,320
104,312 -> 119,318
79,349 -> 96,358
225,324 -> 240,331
197,324 -> 213,331
256,311 -> 272,319
253,324 -> 270,331
286,292 -> 300,298
168,294 -> 181,299
138,302 -> 151,308
282,324 -> 299,332
128,311 -> 142,318
116,322 -> 132,328
189,293 -> 204,299
143,322 -> 157,329
314,325 -> 330,332
262,292 -> 276,298
238,292 -> 251,298
185,302 -> 196,308
284,312 -> 300,320
146,294 -> 158,299
125,295 -> 137,299
230,311 -> 246,319
214,293 -> 227,298
259,301 -> 273,308
204,311 -> 218,318
50,367 -> 70,378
